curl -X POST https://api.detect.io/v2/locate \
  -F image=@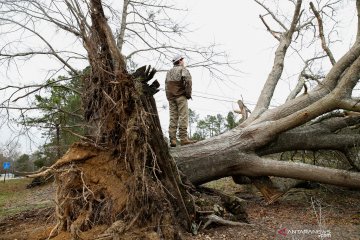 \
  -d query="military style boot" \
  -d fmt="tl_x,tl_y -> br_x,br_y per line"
170,139 -> 177,147
180,138 -> 197,146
